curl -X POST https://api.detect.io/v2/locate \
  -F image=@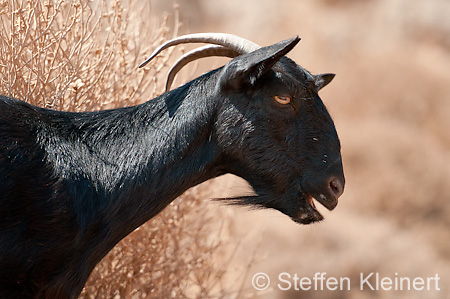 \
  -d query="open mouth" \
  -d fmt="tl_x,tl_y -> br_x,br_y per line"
291,190 -> 338,225
308,193 -> 338,212
308,195 -> 317,210
306,194 -> 325,220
